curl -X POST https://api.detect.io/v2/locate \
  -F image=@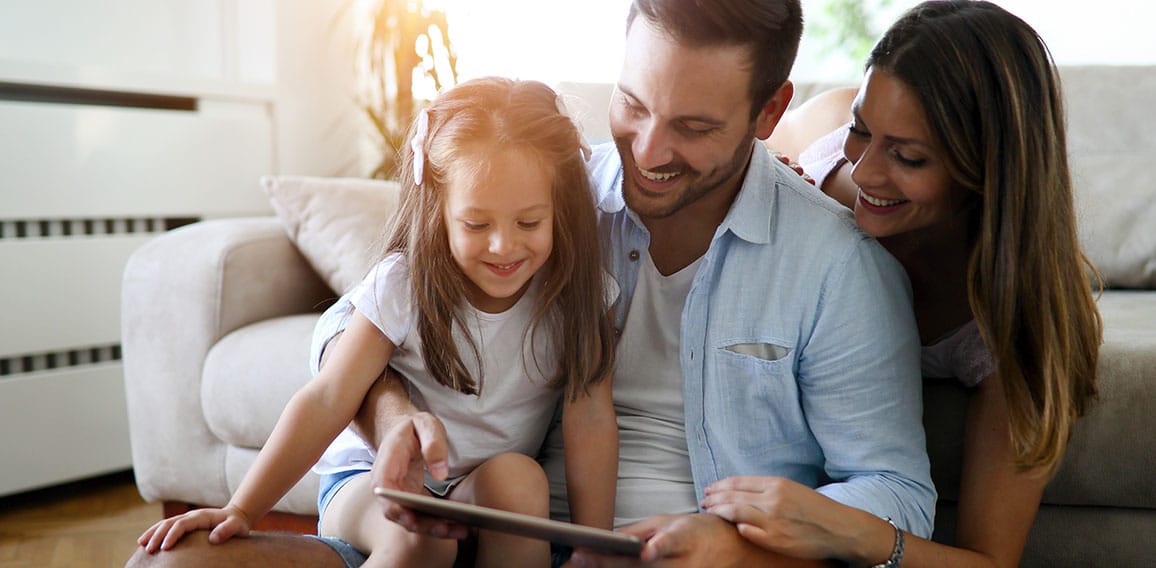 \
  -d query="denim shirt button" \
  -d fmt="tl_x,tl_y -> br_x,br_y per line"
628,249 -> 640,261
